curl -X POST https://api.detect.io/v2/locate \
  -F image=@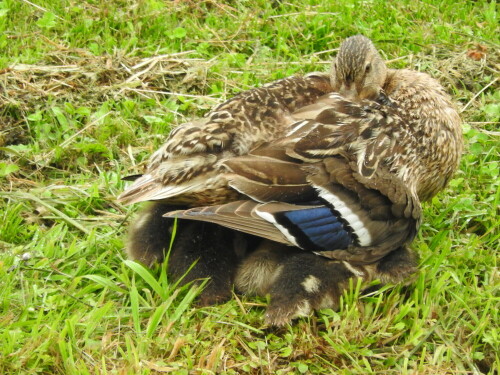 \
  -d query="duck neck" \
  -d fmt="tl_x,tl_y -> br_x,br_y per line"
382,69 -> 463,201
